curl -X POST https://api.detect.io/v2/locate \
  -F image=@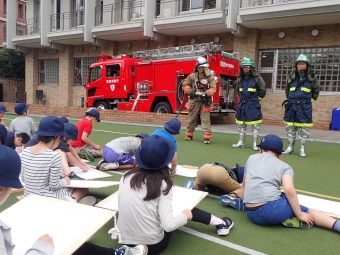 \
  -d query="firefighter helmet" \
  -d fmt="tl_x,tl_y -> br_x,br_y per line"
240,57 -> 255,68
196,57 -> 209,68
295,54 -> 311,66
